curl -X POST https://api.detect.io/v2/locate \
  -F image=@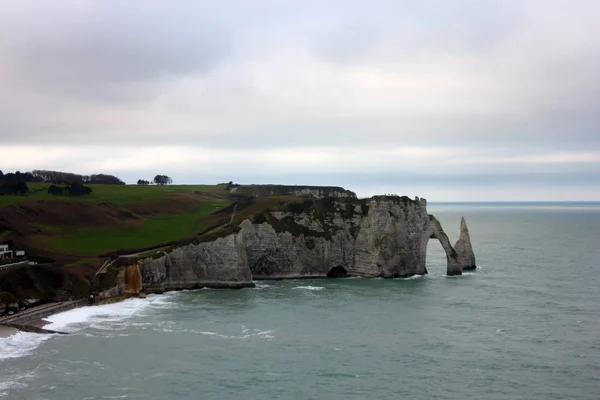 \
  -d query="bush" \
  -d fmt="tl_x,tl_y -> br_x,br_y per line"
0,181 -> 29,195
